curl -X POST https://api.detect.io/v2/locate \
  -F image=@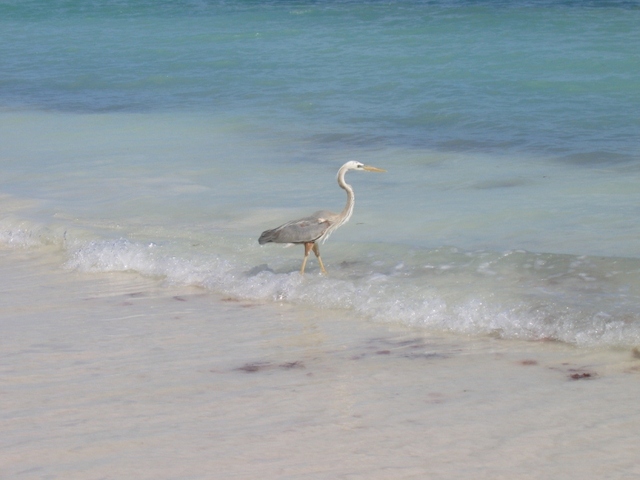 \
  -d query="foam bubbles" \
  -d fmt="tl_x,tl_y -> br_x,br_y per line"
0,216 -> 67,249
